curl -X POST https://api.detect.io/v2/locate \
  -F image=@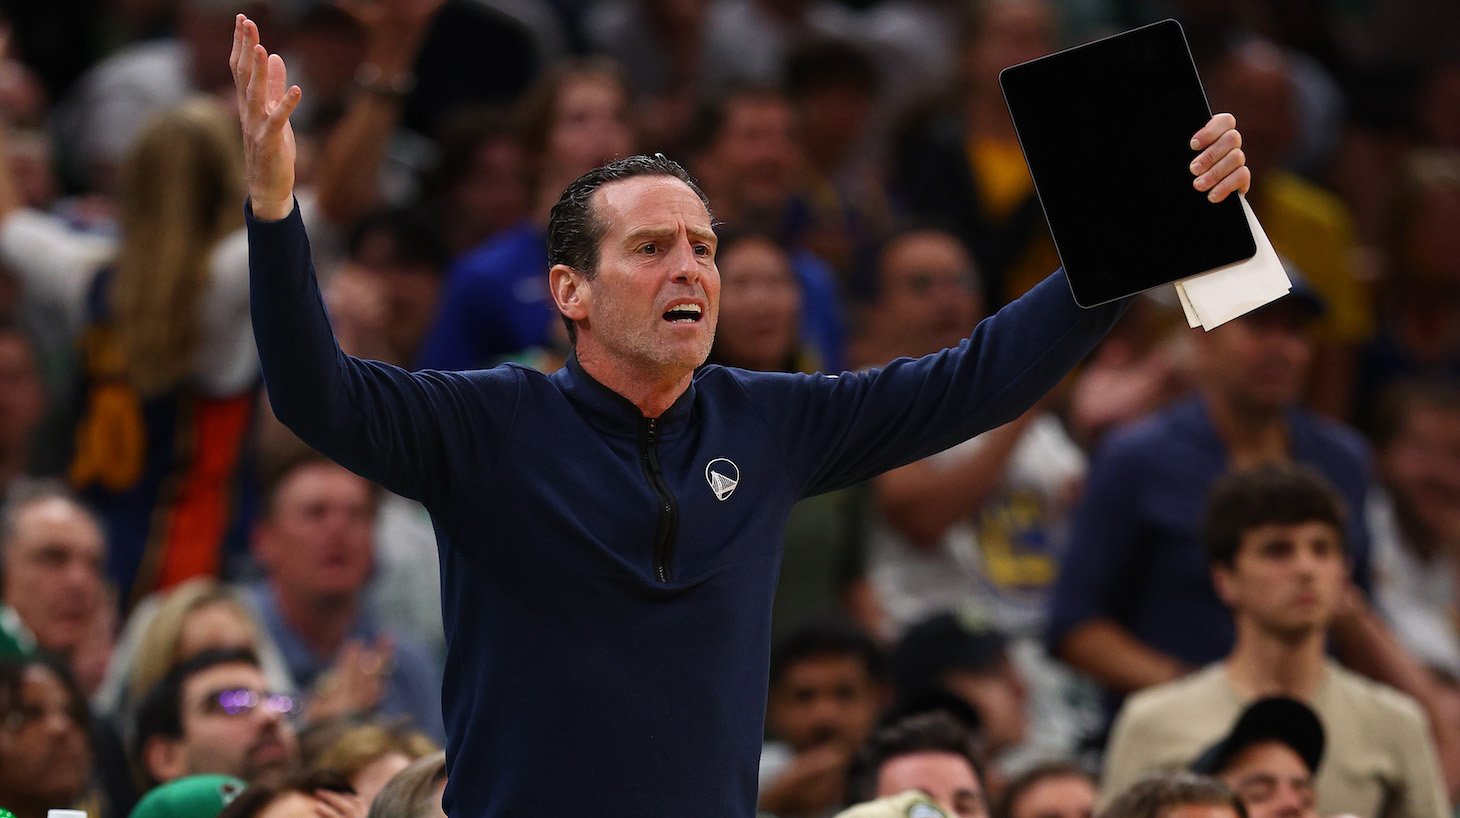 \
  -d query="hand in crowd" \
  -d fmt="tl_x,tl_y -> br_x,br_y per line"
315,788 -> 369,818
758,744 -> 855,815
230,14 -> 301,221
308,635 -> 395,722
